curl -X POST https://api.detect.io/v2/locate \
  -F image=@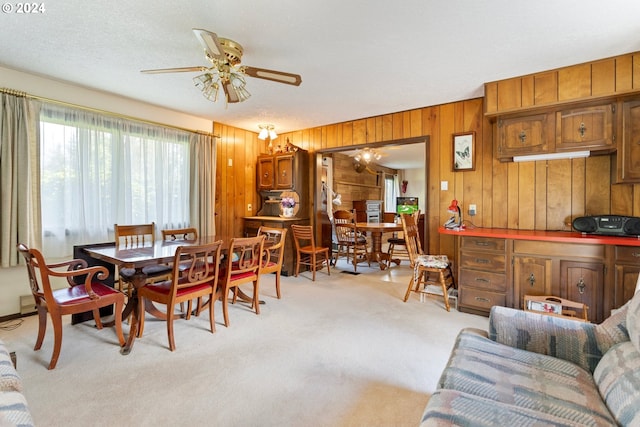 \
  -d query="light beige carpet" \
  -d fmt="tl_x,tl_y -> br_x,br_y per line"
2,259 -> 487,427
